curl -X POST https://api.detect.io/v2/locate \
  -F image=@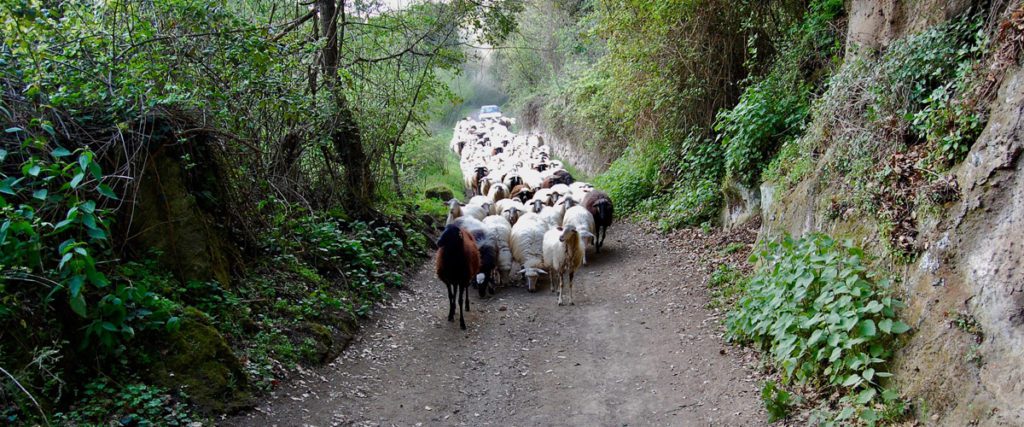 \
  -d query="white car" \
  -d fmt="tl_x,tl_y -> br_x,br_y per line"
479,105 -> 502,120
